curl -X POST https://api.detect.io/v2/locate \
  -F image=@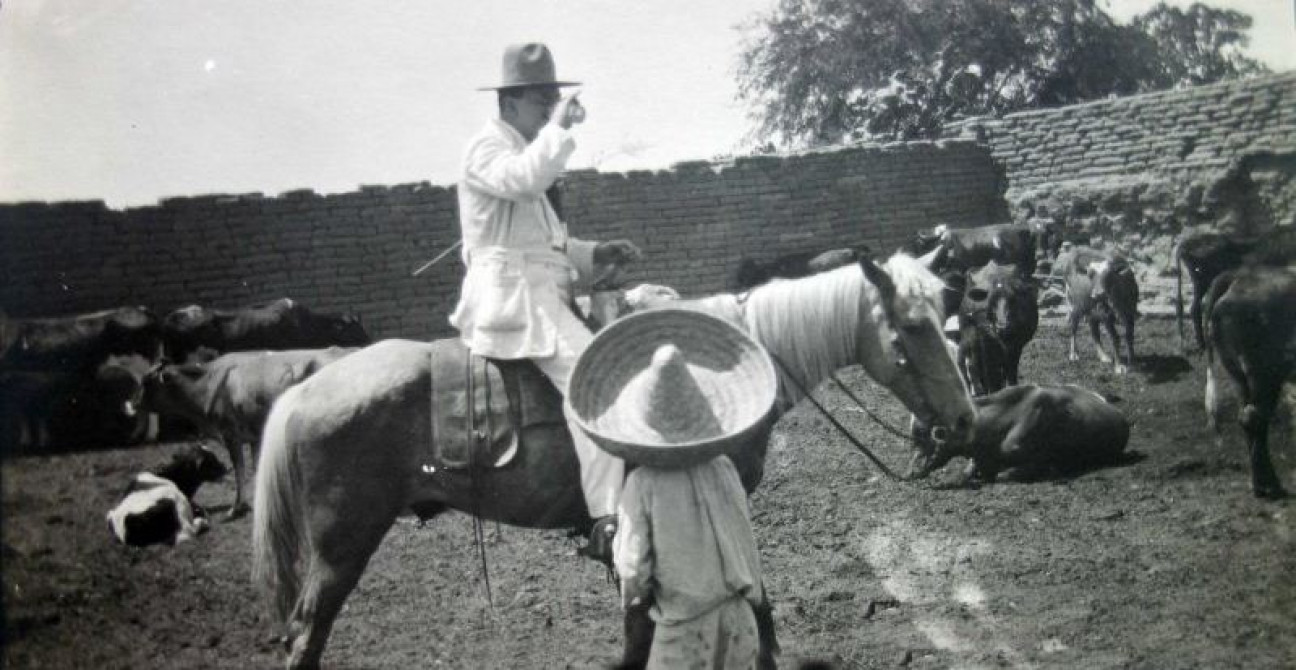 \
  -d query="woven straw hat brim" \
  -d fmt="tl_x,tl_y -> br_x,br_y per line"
567,308 -> 778,468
